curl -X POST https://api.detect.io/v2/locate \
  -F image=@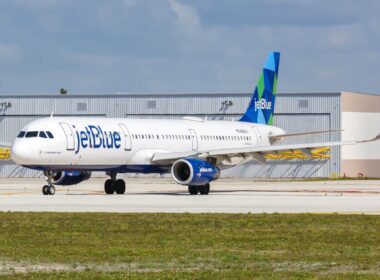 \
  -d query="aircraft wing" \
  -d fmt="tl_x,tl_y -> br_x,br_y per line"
269,129 -> 342,141
152,134 -> 380,165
